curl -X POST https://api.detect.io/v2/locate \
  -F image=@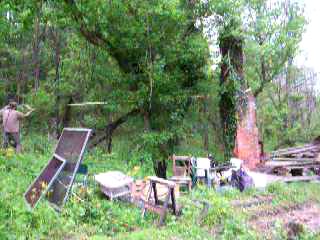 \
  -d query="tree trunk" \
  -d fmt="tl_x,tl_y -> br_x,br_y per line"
218,19 -> 245,162
61,97 -> 73,130
52,29 -> 61,139
32,13 -> 41,91
153,159 -> 167,179
106,126 -> 113,153
203,99 -> 209,152
144,110 -> 150,132
16,54 -> 27,103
